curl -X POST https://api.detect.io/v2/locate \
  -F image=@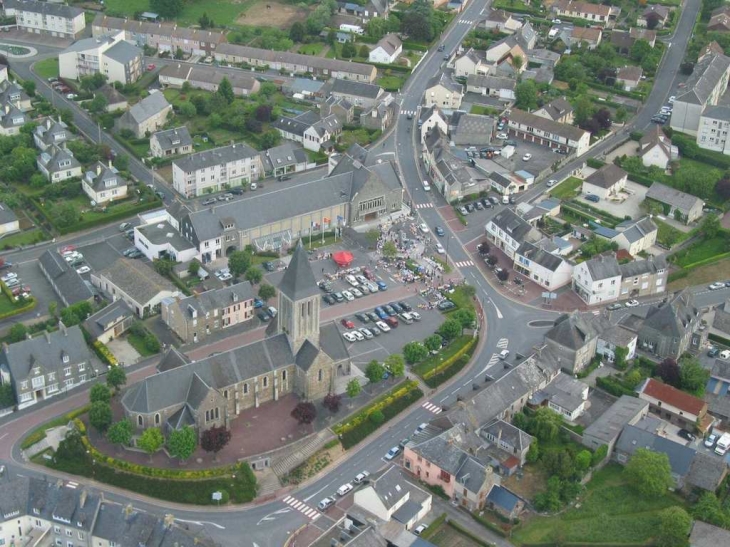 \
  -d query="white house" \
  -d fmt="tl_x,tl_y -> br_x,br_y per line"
597,324 -> 637,362
368,34 -> 402,64
5,0 -> 86,38
134,220 -> 198,264
486,209 -> 540,259
640,125 -> 678,168
541,373 -> 589,421
272,113 -> 342,153
82,161 -> 129,204
419,105 -> 449,143
424,73 -> 463,110
571,254 -> 621,305
581,164 -> 627,200
454,48 -> 488,77
483,9 -> 523,34
612,217 -> 657,255
514,241 -> 574,290
37,144 -> 82,182
59,31 -> 143,85
466,74 -> 516,101
0,202 -> 19,236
